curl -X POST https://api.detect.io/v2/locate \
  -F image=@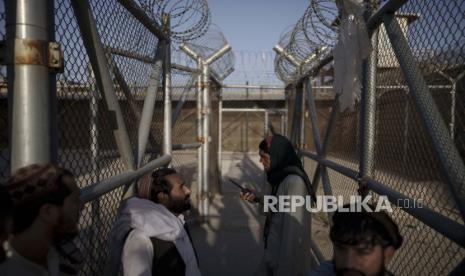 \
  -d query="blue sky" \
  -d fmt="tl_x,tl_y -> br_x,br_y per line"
208,0 -> 309,51
208,0 -> 309,84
